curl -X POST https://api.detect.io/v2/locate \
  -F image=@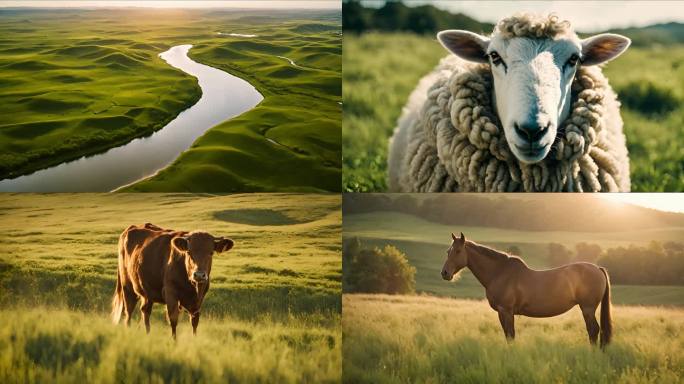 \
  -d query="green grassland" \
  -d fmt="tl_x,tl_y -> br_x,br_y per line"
0,193 -> 341,383
0,9 -> 341,192
342,33 -> 684,191
343,211 -> 684,305
343,294 -> 684,383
